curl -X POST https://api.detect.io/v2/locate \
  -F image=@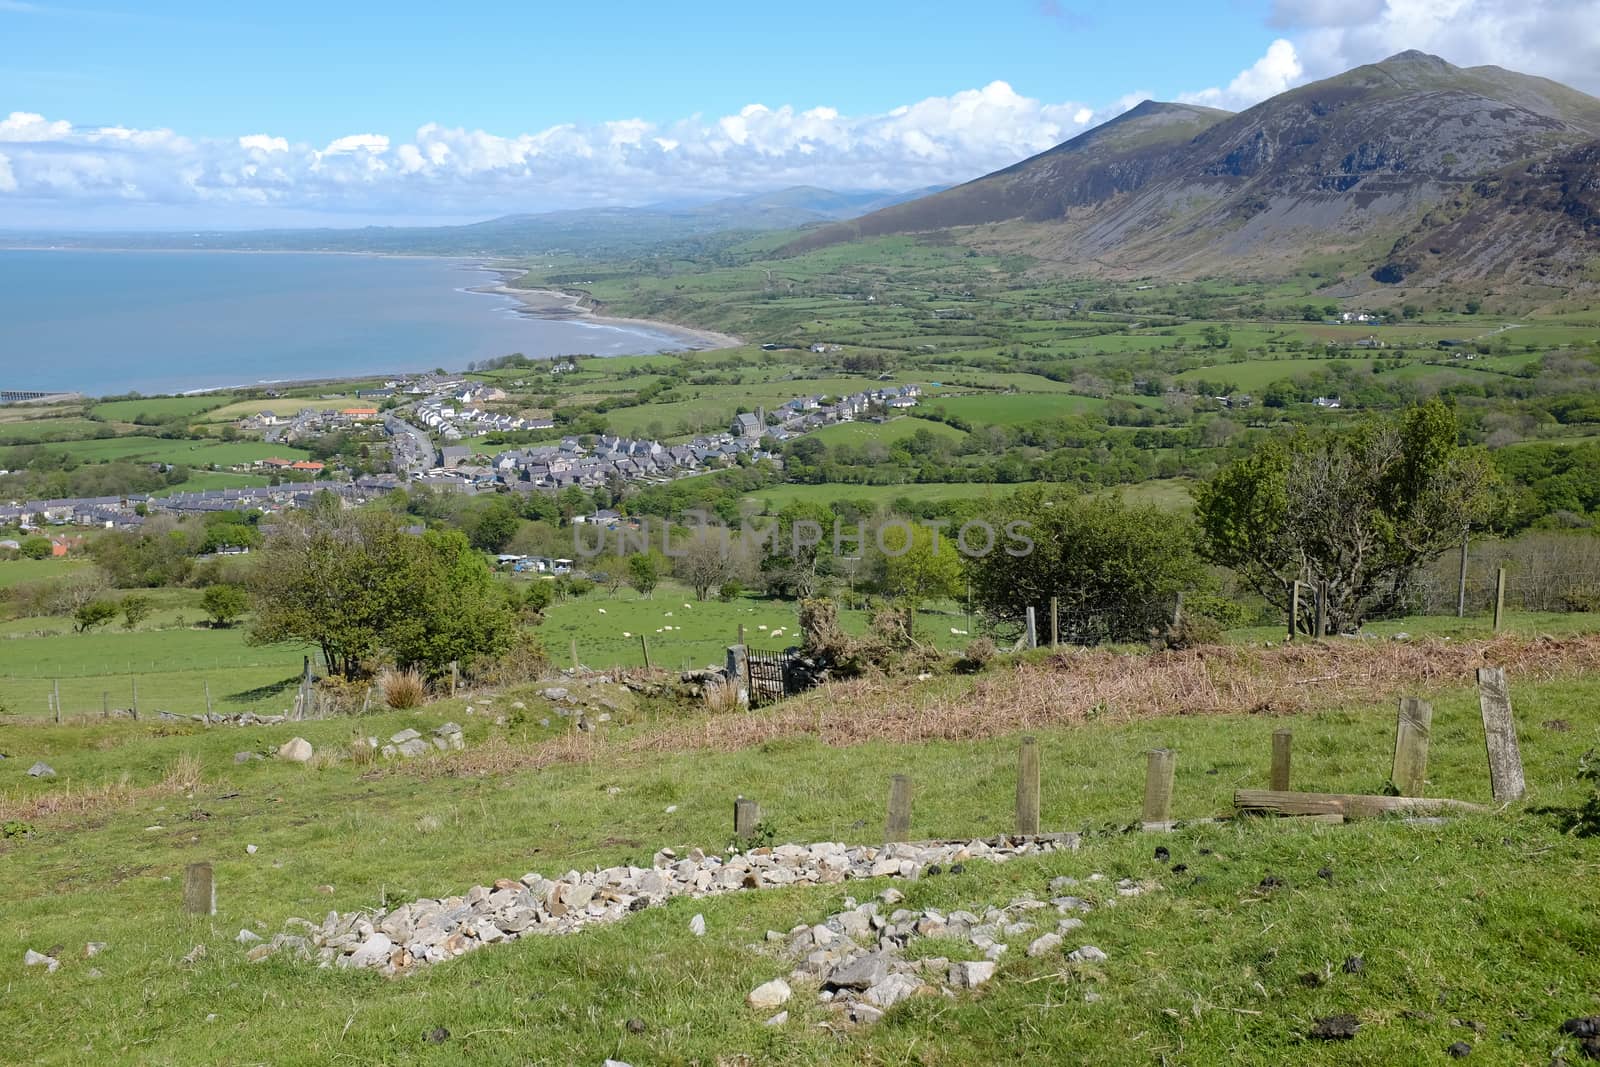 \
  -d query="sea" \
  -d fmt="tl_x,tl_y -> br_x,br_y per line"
0,249 -> 696,396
